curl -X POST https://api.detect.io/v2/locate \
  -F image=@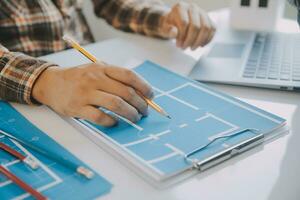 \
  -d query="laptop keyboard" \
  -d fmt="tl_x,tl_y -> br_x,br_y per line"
242,33 -> 300,81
